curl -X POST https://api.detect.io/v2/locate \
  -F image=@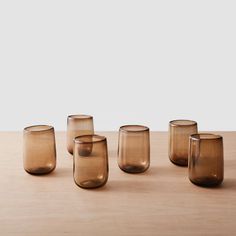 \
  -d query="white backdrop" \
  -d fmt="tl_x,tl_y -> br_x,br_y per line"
0,1 -> 235,131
